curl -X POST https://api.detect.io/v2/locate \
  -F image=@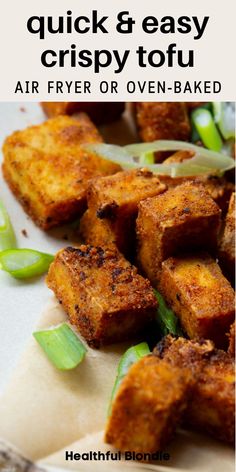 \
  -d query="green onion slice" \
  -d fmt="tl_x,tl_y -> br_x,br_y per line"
154,289 -> 183,337
139,151 -> 155,165
191,108 -> 223,152
33,323 -> 87,370
0,200 -> 17,250
0,248 -> 54,278
84,140 -> 234,177
109,342 -> 150,414
213,102 -> 235,140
